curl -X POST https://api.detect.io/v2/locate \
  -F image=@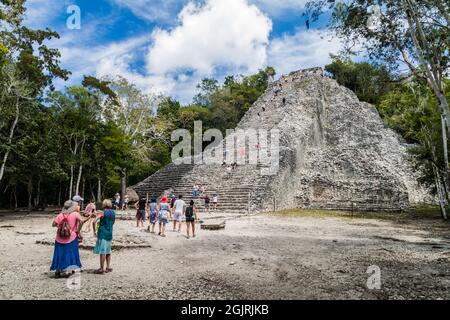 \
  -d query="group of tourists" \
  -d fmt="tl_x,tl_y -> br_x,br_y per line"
191,184 -> 219,212
135,195 -> 198,238
192,184 -> 206,197
204,193 -> 219,212
50,192 -> 204,278
113,193 -> 129,210
50,197 -> 116,277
